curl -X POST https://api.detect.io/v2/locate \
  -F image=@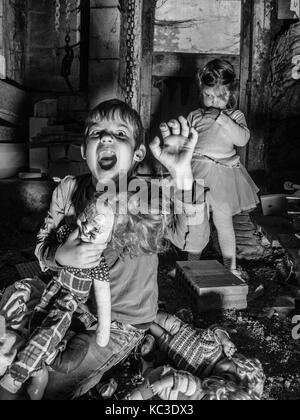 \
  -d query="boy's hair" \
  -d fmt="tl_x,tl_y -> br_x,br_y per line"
197,59 -> 238,109
201,377 -> 260,401
230,354 -> 266,399
84,99 -> 144,149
